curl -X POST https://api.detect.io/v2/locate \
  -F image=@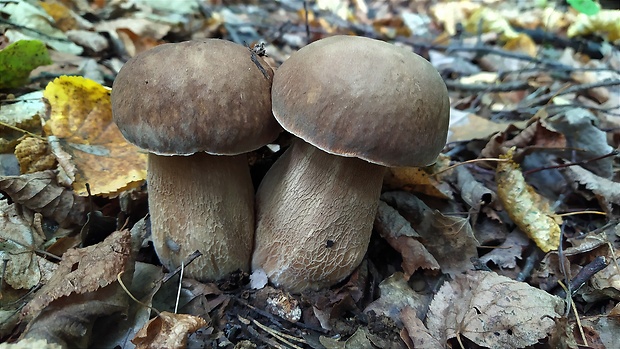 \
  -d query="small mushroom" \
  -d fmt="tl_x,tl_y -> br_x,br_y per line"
112,39 -> 280,281
252,35 -> 450,293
